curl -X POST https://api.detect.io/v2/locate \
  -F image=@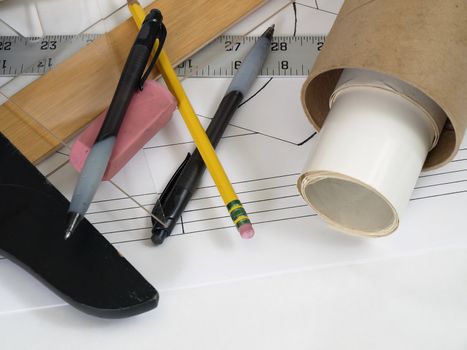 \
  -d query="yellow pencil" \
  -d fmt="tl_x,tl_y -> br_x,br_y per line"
127,0 -> 254,238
